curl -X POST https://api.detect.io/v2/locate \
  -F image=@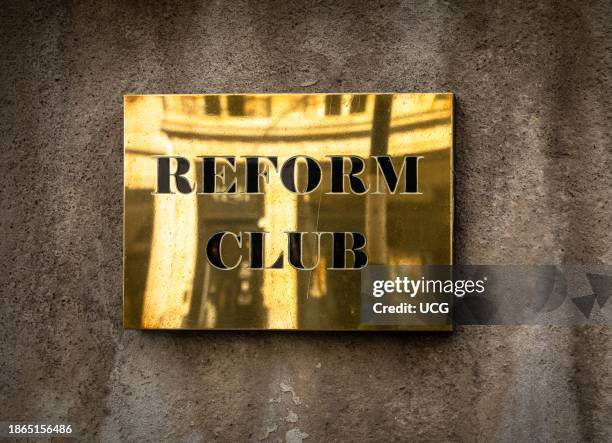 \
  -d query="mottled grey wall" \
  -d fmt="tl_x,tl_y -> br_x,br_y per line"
1,1 -> 610,442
